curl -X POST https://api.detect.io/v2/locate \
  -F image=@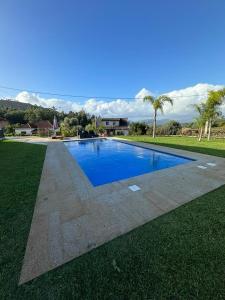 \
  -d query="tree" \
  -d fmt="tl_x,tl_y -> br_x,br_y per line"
193,103 -> 207,141
24,108 -> 40,123
96,125 -> 105,135
143,95 -> 173,138
60,116 -> 84,137
24,107 -> 58,124
85,123 -> 95,133
129,122 -> 148,135
213,116 -> 225,127
204,89 -> 225,140
68,117 -> 79,126
60,117 -> 77,137
4,124 -> 15,135
5,110 -> 25,124
77,110 -> 90,127
163,120 -> 182,135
